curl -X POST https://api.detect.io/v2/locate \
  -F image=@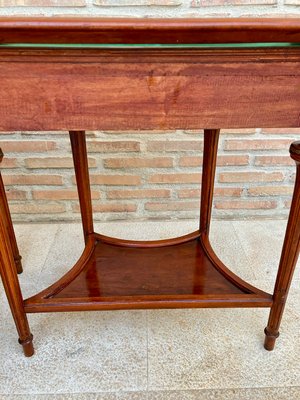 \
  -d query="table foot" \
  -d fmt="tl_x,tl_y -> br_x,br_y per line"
264,328 -> 279,351
19,334 -> 34,357
14,255 -> 23,275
